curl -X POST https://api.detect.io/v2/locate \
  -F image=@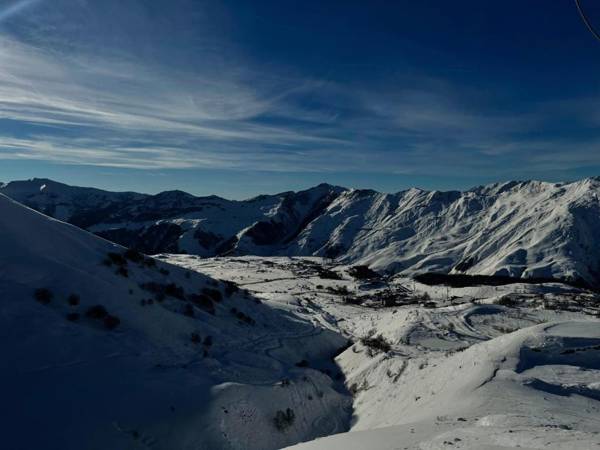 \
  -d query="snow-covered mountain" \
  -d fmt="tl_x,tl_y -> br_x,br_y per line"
0,178 -> 344,256
3,177 -> 600,286
2,192 -> 599,449
0,194 -> 350,450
